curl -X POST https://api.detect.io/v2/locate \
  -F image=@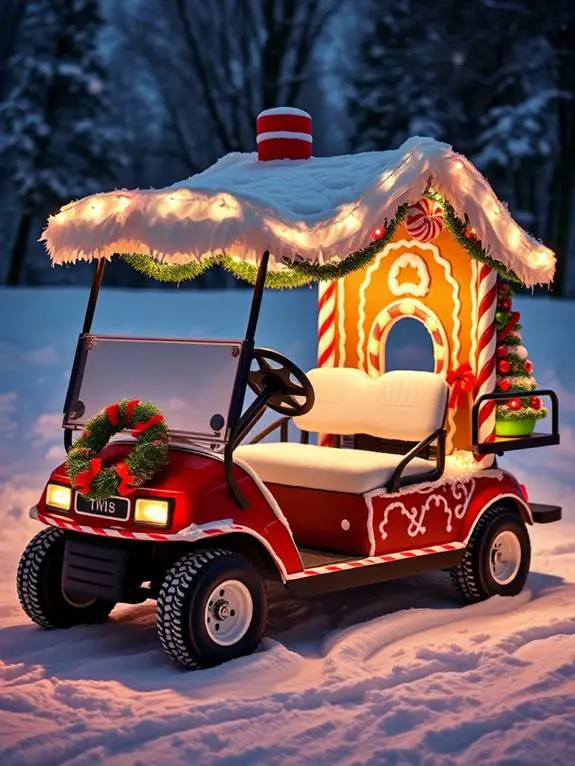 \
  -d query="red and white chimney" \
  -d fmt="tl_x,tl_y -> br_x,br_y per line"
256,107 -> 312,161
